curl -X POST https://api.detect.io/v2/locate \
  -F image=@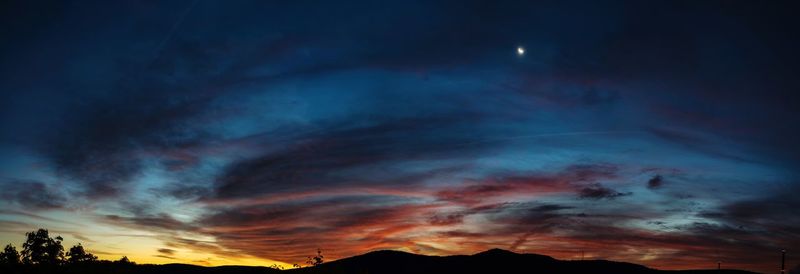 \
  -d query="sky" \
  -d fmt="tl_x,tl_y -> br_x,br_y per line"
0,0 -> 799,272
